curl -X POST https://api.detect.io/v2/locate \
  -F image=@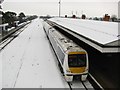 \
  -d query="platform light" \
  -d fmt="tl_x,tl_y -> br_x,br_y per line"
59,0 -> 61,17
